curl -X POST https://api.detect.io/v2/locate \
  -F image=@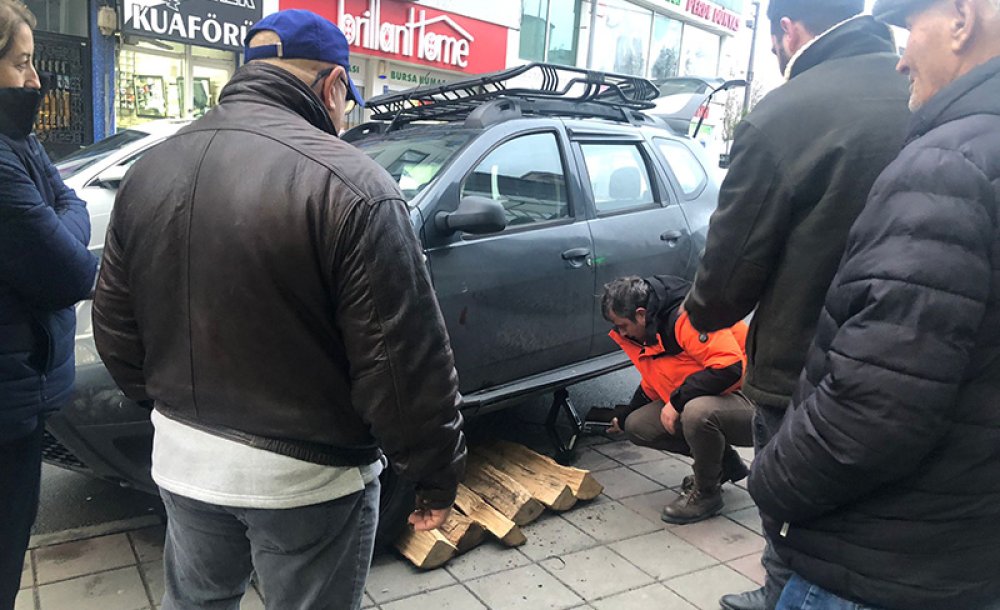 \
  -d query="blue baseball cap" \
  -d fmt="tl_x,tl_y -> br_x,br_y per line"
244,9 -> 364,107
